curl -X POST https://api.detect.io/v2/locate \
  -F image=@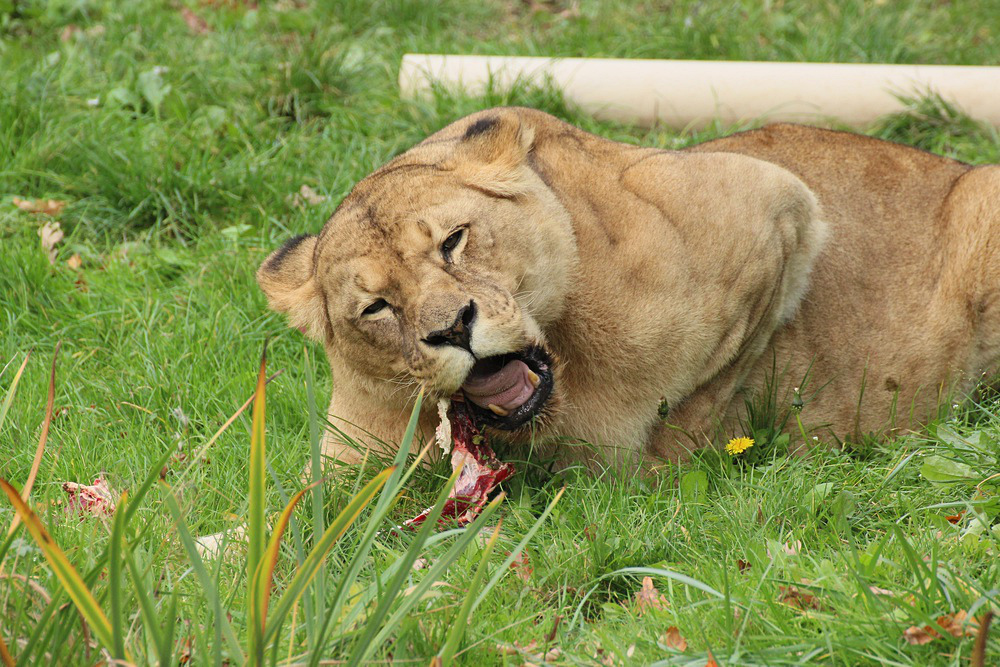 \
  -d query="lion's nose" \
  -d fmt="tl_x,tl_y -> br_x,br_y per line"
423,300 -> 477,353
